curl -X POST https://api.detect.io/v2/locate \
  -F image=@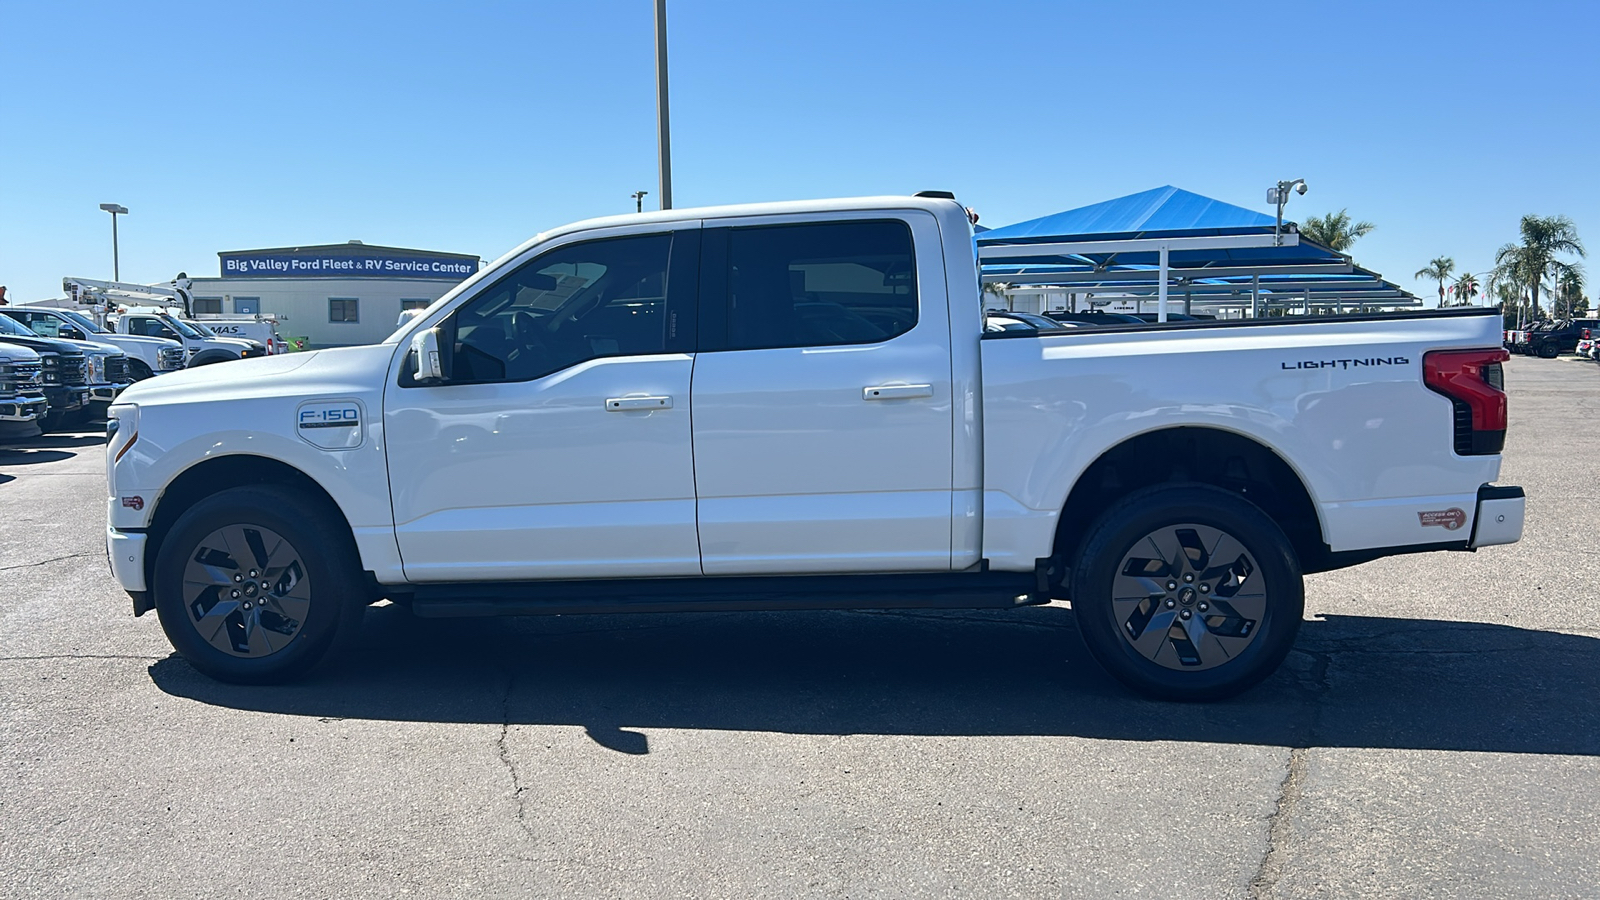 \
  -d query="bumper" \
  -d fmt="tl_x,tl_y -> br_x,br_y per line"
1469,484 -> 1525,548
44,385 -> 90,412
90,381 -> 132,403
107,526 -> 148,593
0,395 -> 48,423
